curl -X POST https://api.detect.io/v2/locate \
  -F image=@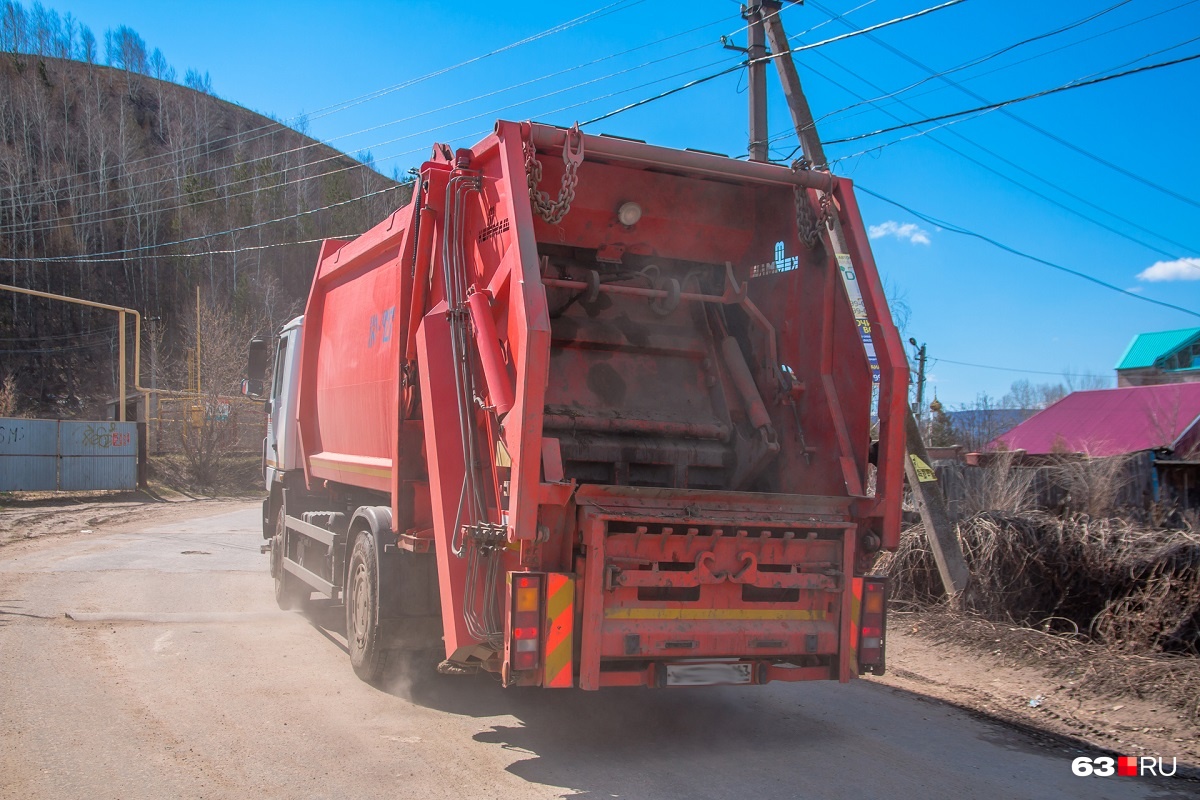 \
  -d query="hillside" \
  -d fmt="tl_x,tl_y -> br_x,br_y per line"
0,53 -> 409,415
